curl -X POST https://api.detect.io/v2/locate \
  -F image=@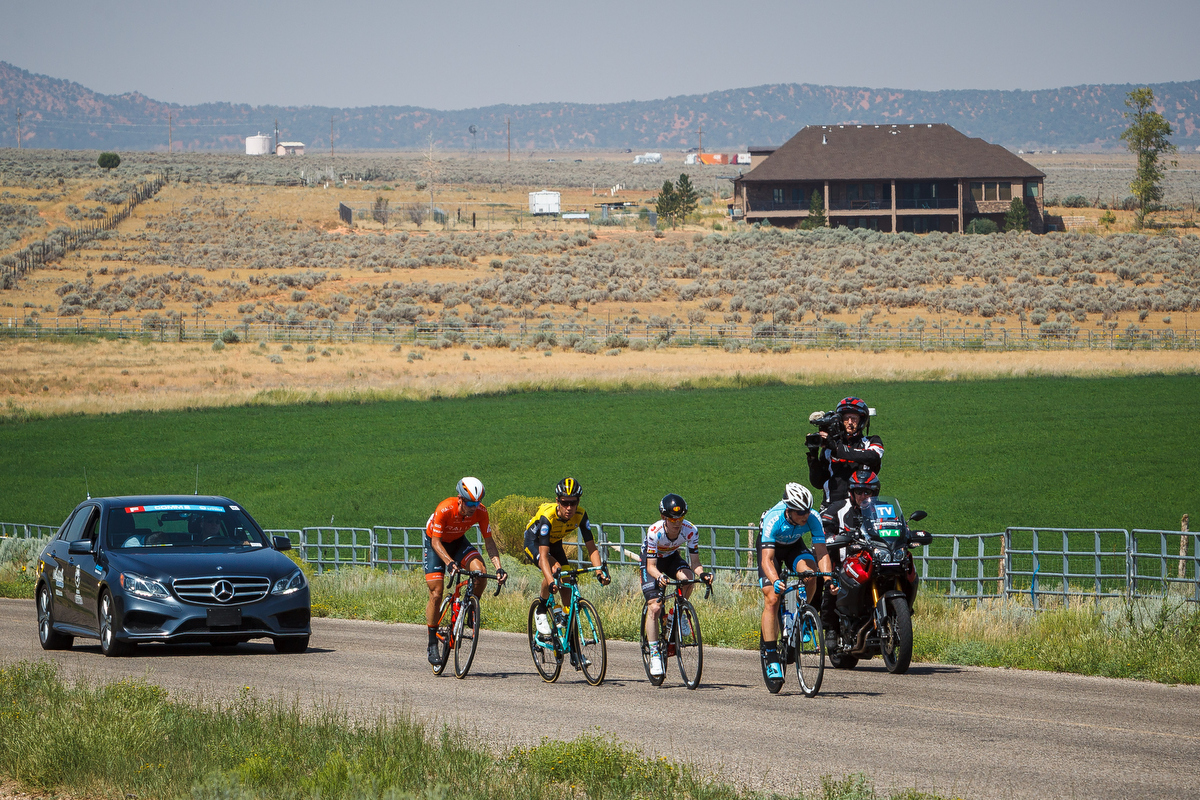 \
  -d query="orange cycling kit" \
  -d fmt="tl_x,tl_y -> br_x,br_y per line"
423,497 -> 494,577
